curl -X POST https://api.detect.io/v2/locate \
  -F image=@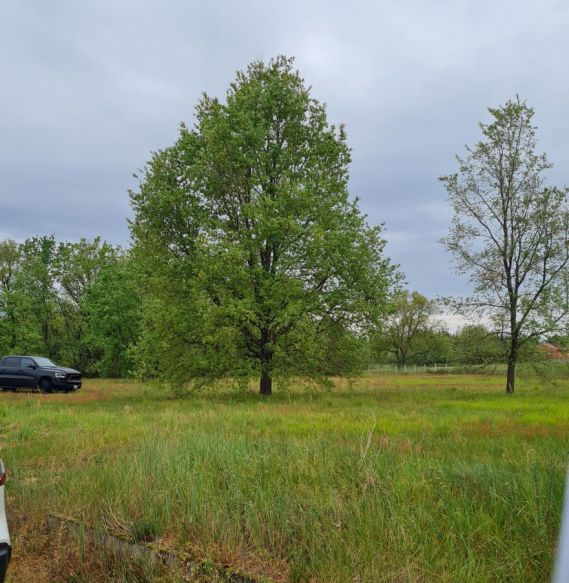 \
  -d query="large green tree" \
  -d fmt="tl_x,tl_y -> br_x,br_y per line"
130,56 -> 396,395
441,99 -> 569,394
